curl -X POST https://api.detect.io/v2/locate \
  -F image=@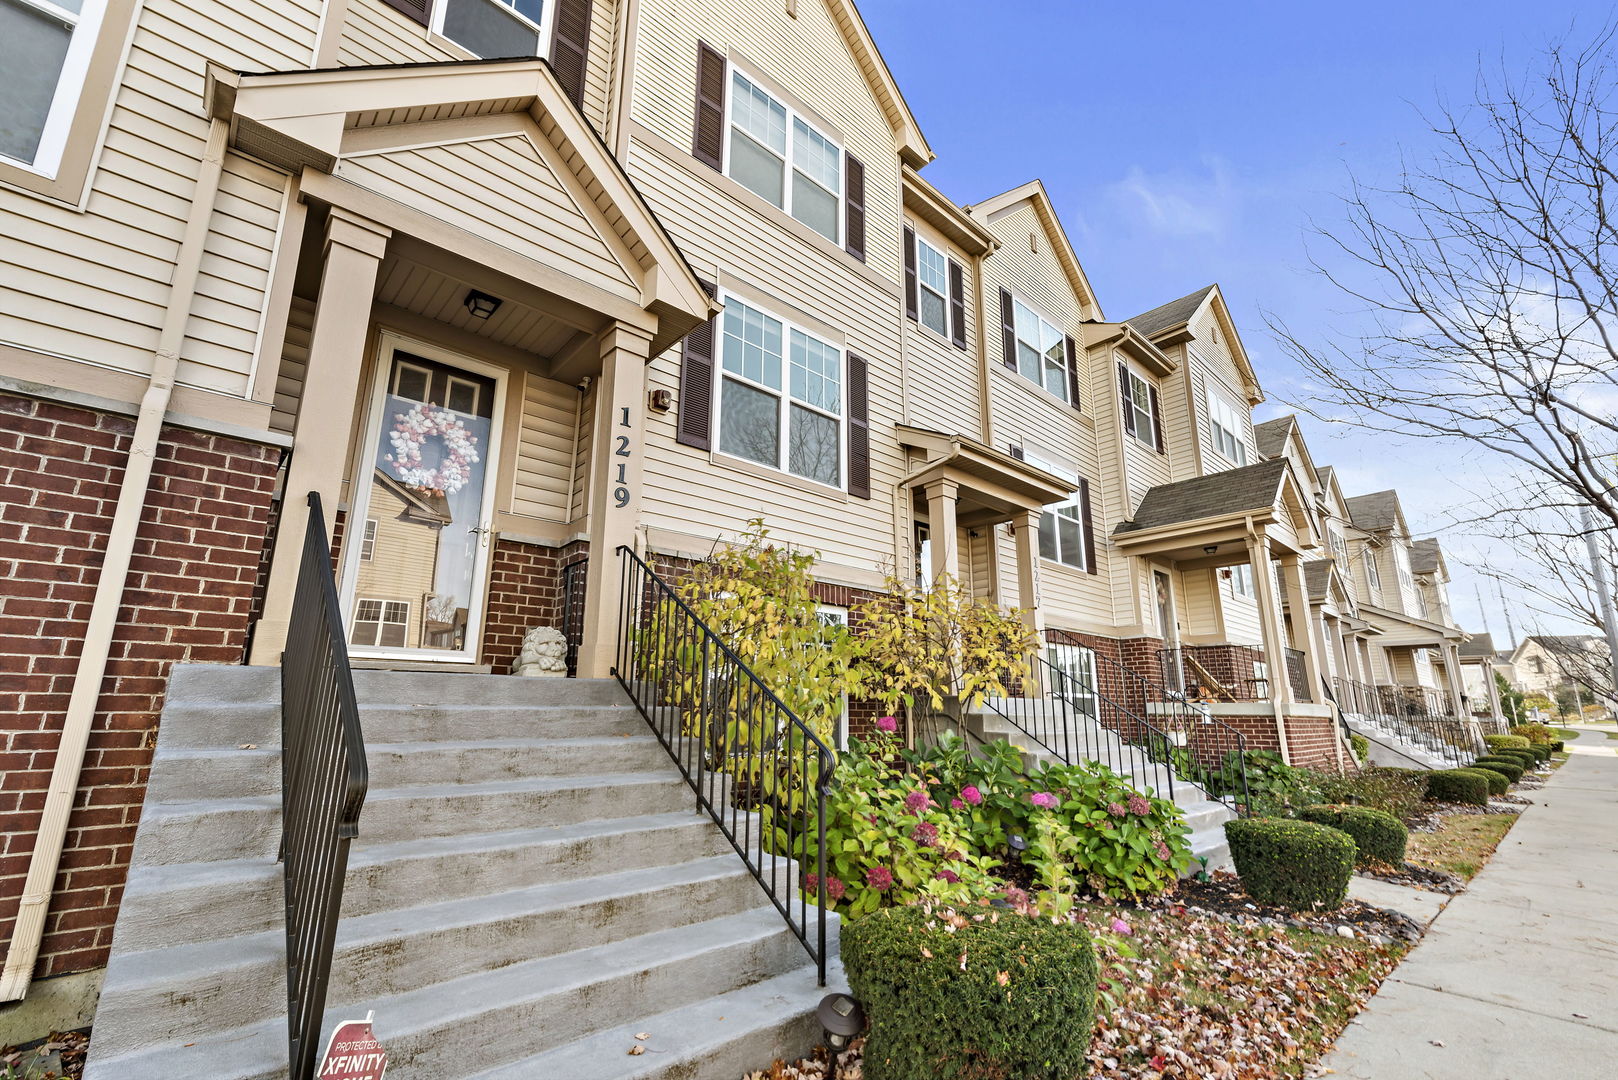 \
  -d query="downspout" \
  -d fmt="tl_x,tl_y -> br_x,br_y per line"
0,117 -> 233,1001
